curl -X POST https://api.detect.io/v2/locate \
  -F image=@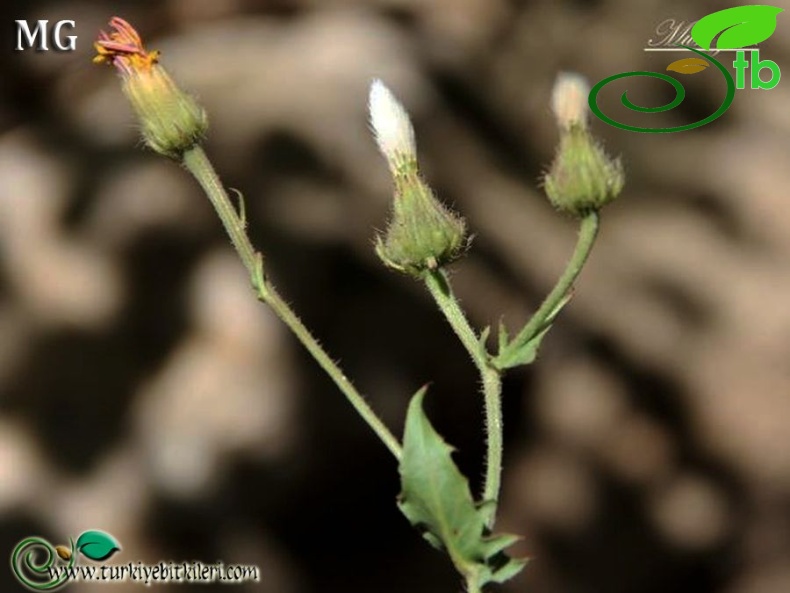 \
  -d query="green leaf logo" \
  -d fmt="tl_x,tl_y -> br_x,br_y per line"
75,531 -> 120,562
691,5 -> 783,50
